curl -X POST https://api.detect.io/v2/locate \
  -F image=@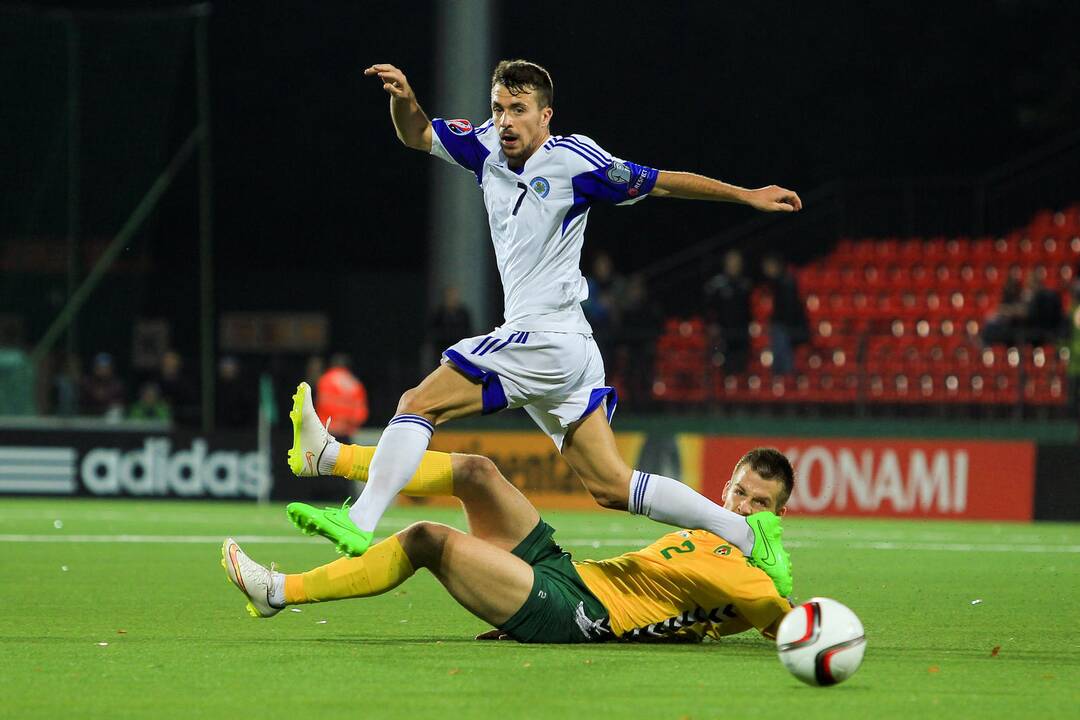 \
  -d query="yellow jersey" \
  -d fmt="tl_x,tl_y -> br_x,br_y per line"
573,529 -> 792,642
